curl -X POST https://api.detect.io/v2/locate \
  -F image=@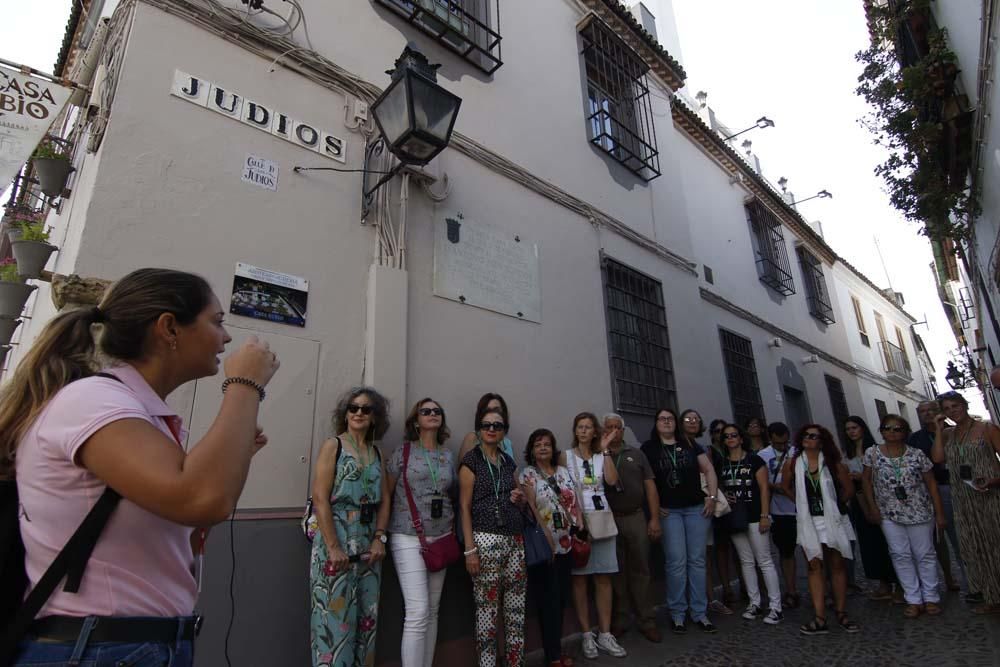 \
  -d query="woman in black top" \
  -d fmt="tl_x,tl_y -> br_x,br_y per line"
459,409 -> 527,666
641,408 -> 720,634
